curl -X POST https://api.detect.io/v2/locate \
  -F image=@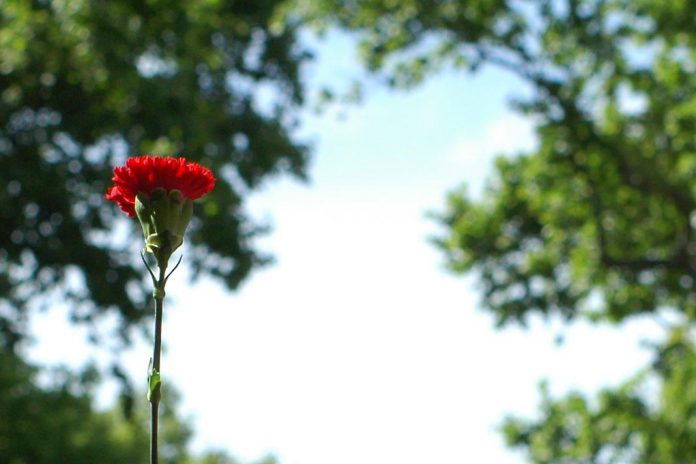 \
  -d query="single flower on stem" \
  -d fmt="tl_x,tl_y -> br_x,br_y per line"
105,154 -> 215,464
106,155 -> 216,268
